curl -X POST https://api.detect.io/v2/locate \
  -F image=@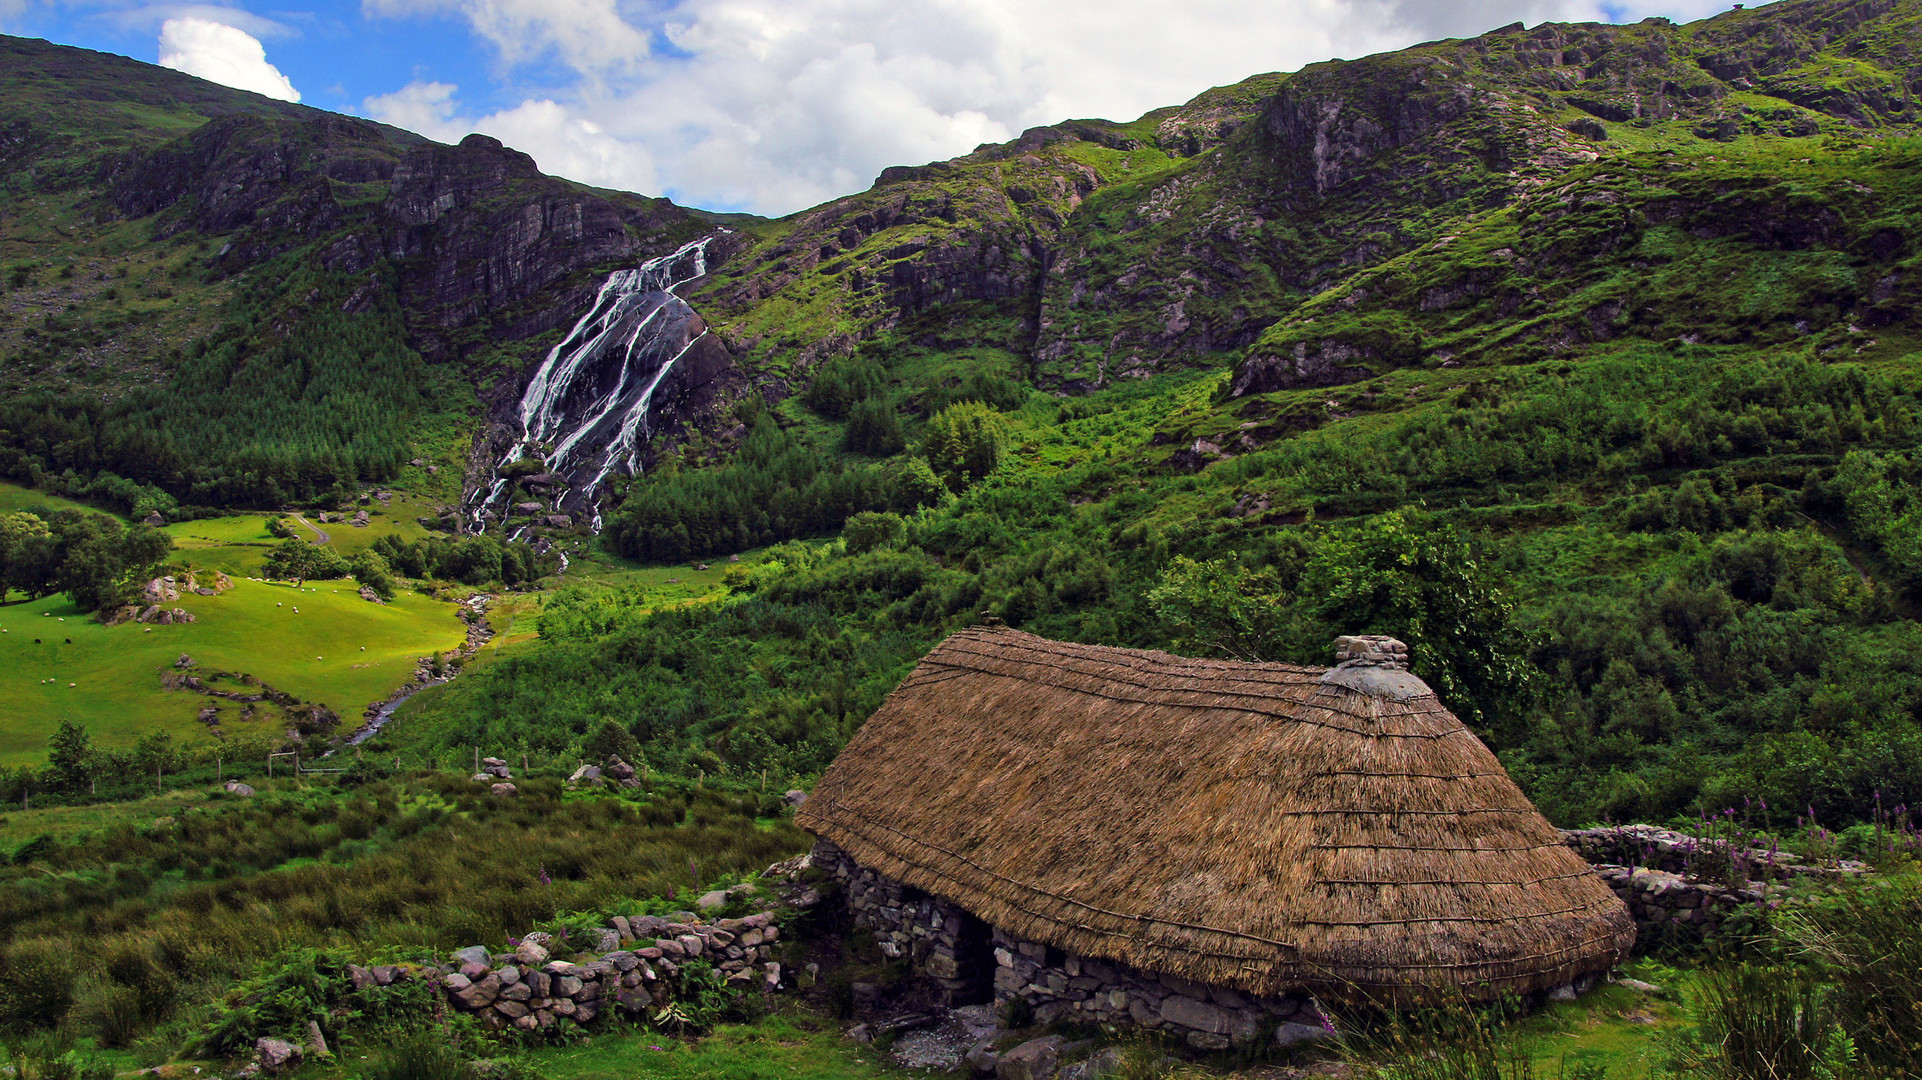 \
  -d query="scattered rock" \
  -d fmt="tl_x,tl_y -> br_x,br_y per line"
223,781 -> 255,796
1274,1020 -> 1337,1047
1060,1047 -> 1127,1080
490,782 -> 517,797
998,1036 -> 1067,1080
255,1038 -> 302,1075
